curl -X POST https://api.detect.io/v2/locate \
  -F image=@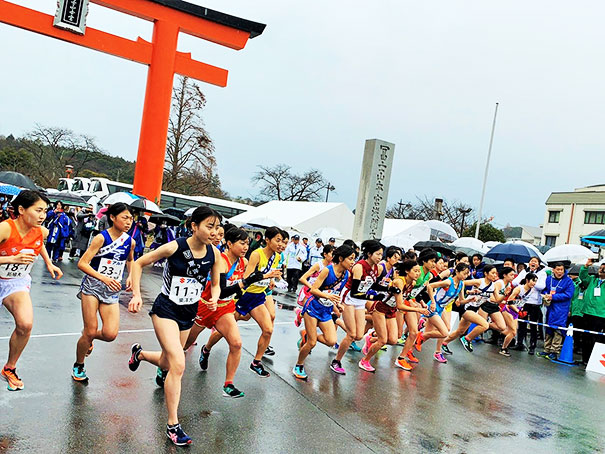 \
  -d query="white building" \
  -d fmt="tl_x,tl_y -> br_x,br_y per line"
541,184 -> 605,247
